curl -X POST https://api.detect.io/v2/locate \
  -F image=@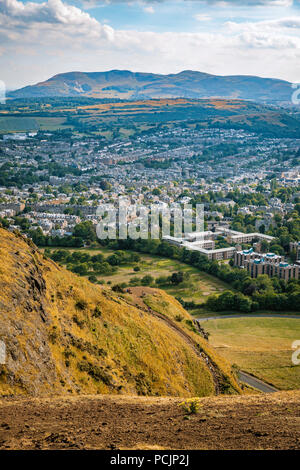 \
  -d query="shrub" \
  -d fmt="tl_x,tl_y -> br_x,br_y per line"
88,275 -> 98,284
180,398 -> 202,415
72,314 -> 85,328
175,314 -> 184,322
141,275 -> 154,286
112,284 -> 125,293
48,331 -> 57,344
77,361 -> 112,386
93,305 -> 102,318
75,299 -> 88,310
